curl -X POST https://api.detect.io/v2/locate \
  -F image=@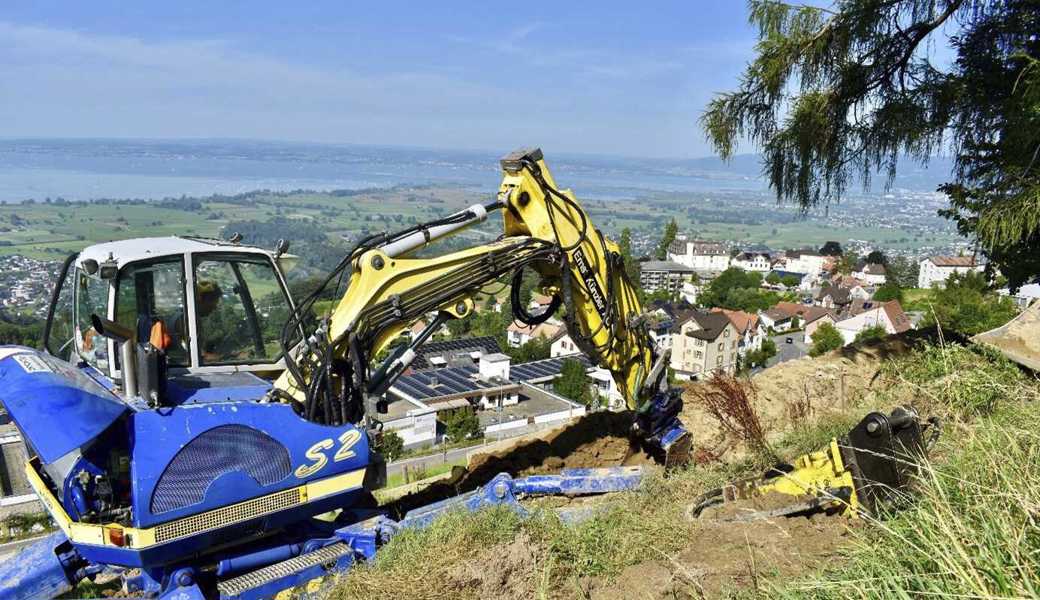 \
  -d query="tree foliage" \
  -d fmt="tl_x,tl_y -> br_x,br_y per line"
873,282 -> 905,303
886,256 -> 921,288
866,250 -> 887,265
835,251 -> 859,275
700,267 -> 781,311
854,324 -> 889,344
375,430 -> 405,461
744,338 -> 778,367
618,227 -> 641,284
554,359 -> 596,406
442,408 -> 481,441
810,322 -> 844,356
656,218 -> 679,260
922,270 -> 1019,334
704,0 -> 1040,290
818,241 -> 843,256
